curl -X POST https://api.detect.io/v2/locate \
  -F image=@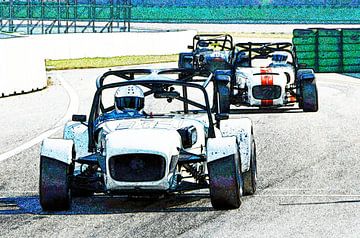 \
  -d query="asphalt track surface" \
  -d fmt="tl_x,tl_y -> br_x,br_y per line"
1,63 -> 360,237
